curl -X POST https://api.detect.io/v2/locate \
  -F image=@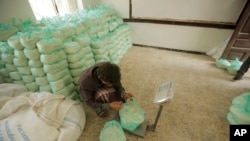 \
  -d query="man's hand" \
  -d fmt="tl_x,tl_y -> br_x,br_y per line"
109,101 -> 123,110
123,93 -> 134,101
